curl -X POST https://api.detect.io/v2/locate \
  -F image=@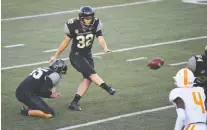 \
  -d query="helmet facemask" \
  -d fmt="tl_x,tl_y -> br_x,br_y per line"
79,6 -> 95,28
